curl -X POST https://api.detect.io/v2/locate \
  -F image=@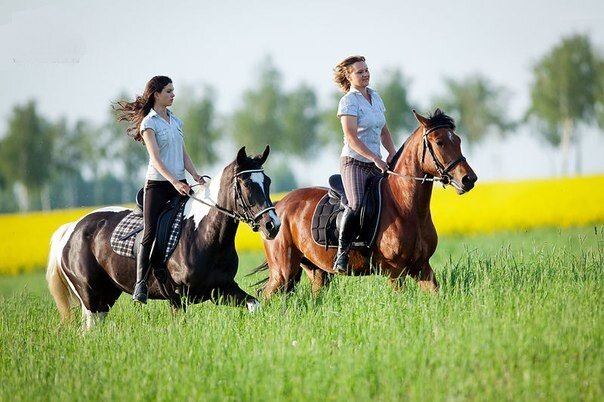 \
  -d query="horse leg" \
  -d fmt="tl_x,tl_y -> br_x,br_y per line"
388,264 -> 410,292
301,259 -> 332,295
82,308 -> 108,332
417,262 -> 439,293
263,240 -> 303,298
213,282 -> 262,313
